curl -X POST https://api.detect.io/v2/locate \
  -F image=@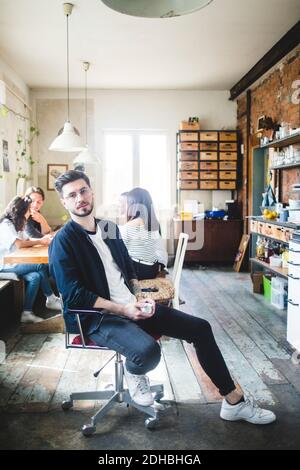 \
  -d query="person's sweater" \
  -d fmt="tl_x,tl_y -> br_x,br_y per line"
49,218 -> 136,334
